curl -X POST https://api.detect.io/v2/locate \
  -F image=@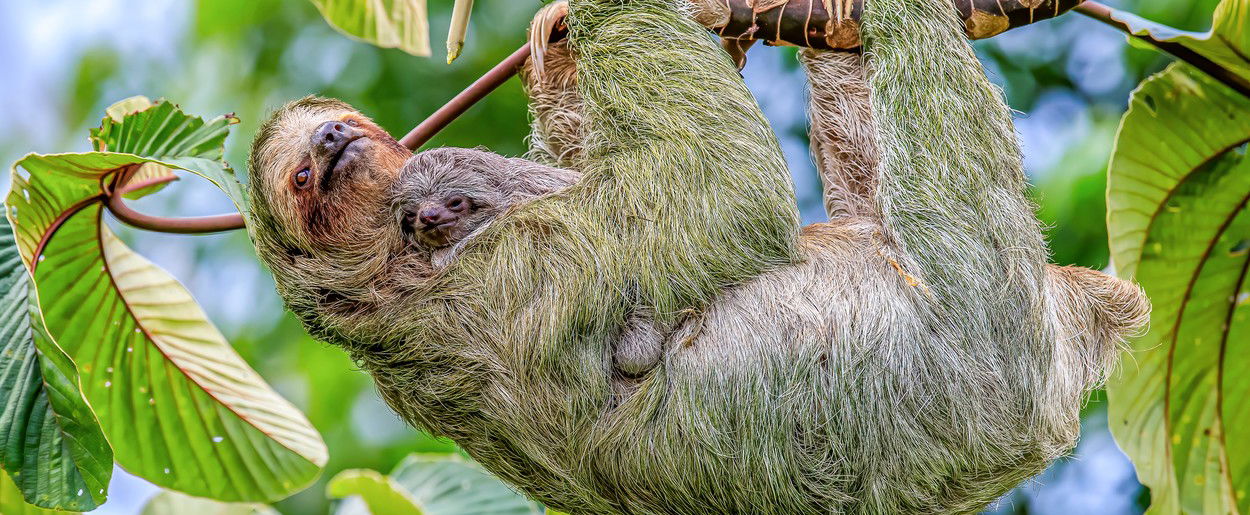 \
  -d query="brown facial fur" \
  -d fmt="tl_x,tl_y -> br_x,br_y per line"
248,97 -> 430,338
